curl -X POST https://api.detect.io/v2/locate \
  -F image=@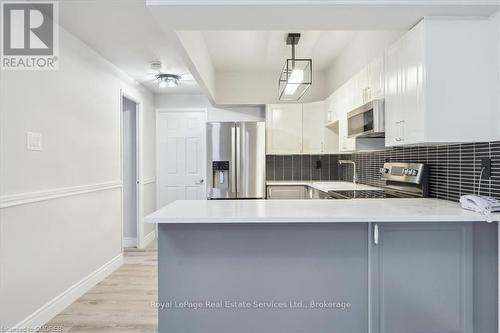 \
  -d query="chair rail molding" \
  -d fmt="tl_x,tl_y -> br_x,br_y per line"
0,180 -> 123,209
